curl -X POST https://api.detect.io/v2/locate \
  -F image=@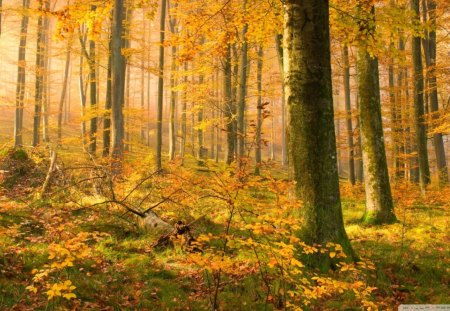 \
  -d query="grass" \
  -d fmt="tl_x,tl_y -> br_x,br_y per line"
0,163 -> 449,310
